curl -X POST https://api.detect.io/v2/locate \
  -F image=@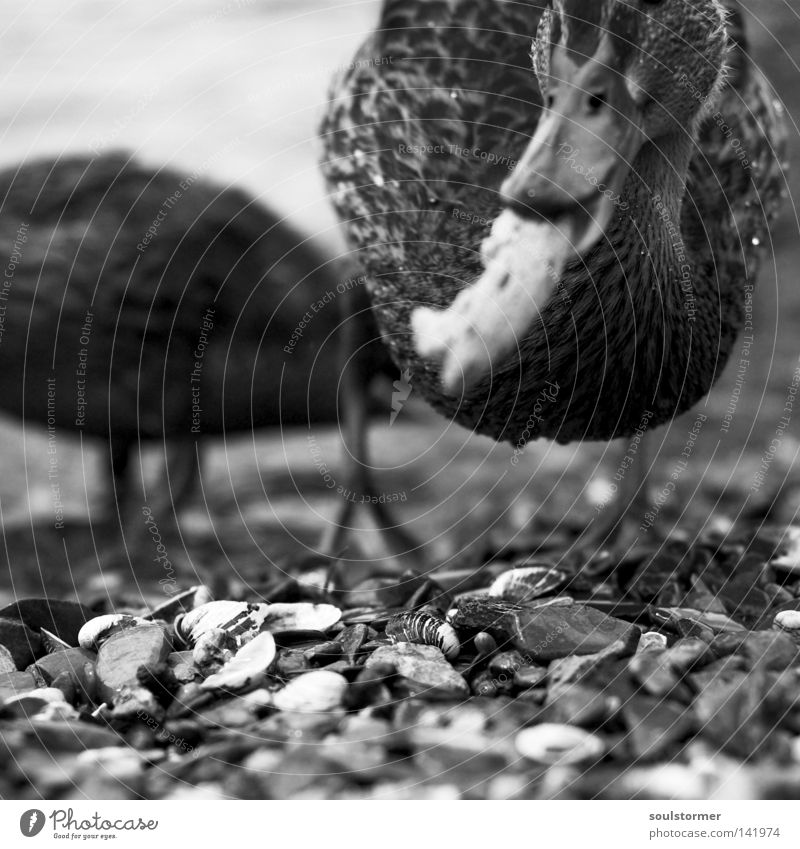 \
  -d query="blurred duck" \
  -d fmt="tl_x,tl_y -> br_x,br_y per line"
0,152 -> 390,534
